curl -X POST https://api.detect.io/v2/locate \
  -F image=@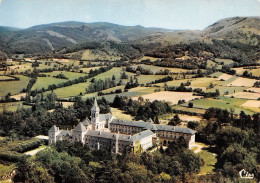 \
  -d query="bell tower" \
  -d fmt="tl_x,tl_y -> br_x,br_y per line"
91,98 -> 100,129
